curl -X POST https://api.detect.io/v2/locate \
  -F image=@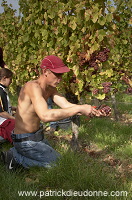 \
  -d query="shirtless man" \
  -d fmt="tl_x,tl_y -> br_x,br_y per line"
1,55 -> 103,170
